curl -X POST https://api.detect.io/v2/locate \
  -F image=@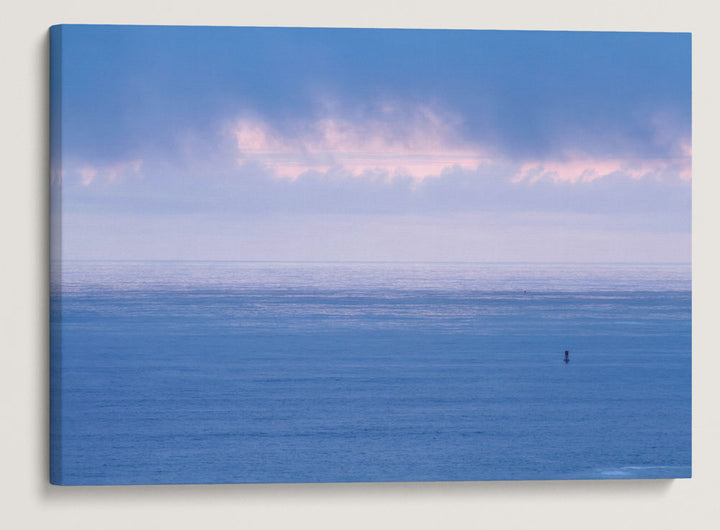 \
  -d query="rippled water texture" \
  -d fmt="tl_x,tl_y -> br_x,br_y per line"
51,262 -> 691,484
